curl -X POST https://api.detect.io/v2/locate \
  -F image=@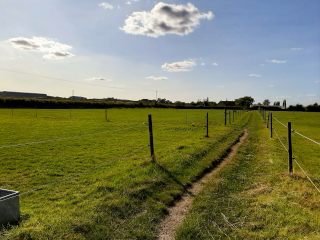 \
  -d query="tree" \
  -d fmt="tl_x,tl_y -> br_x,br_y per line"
235,96 -> 254,108
283,99 -> 286,109
263,99 -> 270,105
